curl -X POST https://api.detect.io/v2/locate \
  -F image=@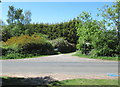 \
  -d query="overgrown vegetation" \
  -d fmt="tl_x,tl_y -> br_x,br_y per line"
76,2 -> 120,59
1,6 -> 78,44
73,51 -> 119,61
1,34 -> 55,59
0,1 -> 120,59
